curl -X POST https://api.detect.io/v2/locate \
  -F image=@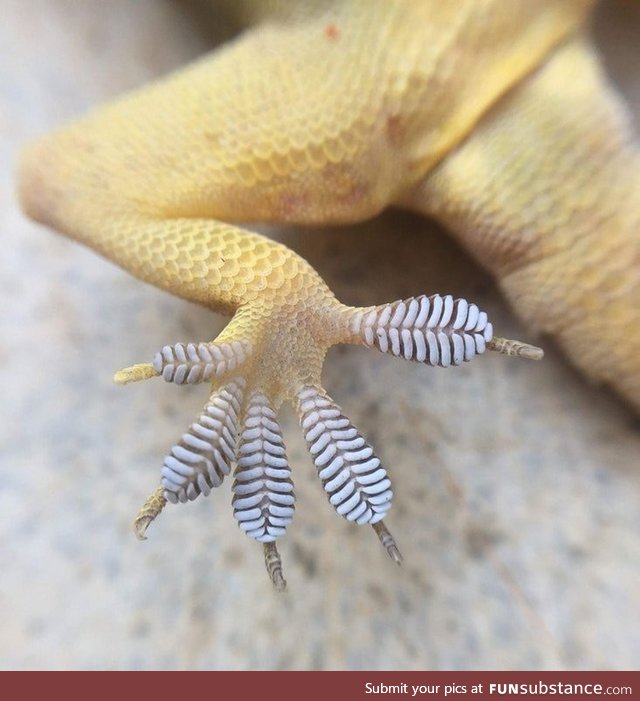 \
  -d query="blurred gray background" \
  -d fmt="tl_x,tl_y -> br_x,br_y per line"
1,0 -> 638,670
